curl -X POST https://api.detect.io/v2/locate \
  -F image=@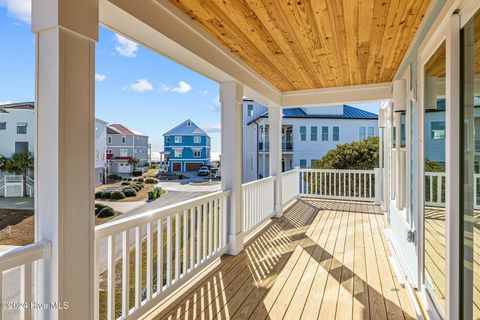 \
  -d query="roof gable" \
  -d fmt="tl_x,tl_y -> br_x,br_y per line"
107,123 -> 146,136
164,119 -> 209,137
